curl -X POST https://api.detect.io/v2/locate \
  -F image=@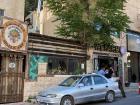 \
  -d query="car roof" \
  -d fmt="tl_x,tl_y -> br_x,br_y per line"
70,73 -> 103,78
69,73 -> 109,82
81,73 -> 99,77
82,73 -> 109,81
